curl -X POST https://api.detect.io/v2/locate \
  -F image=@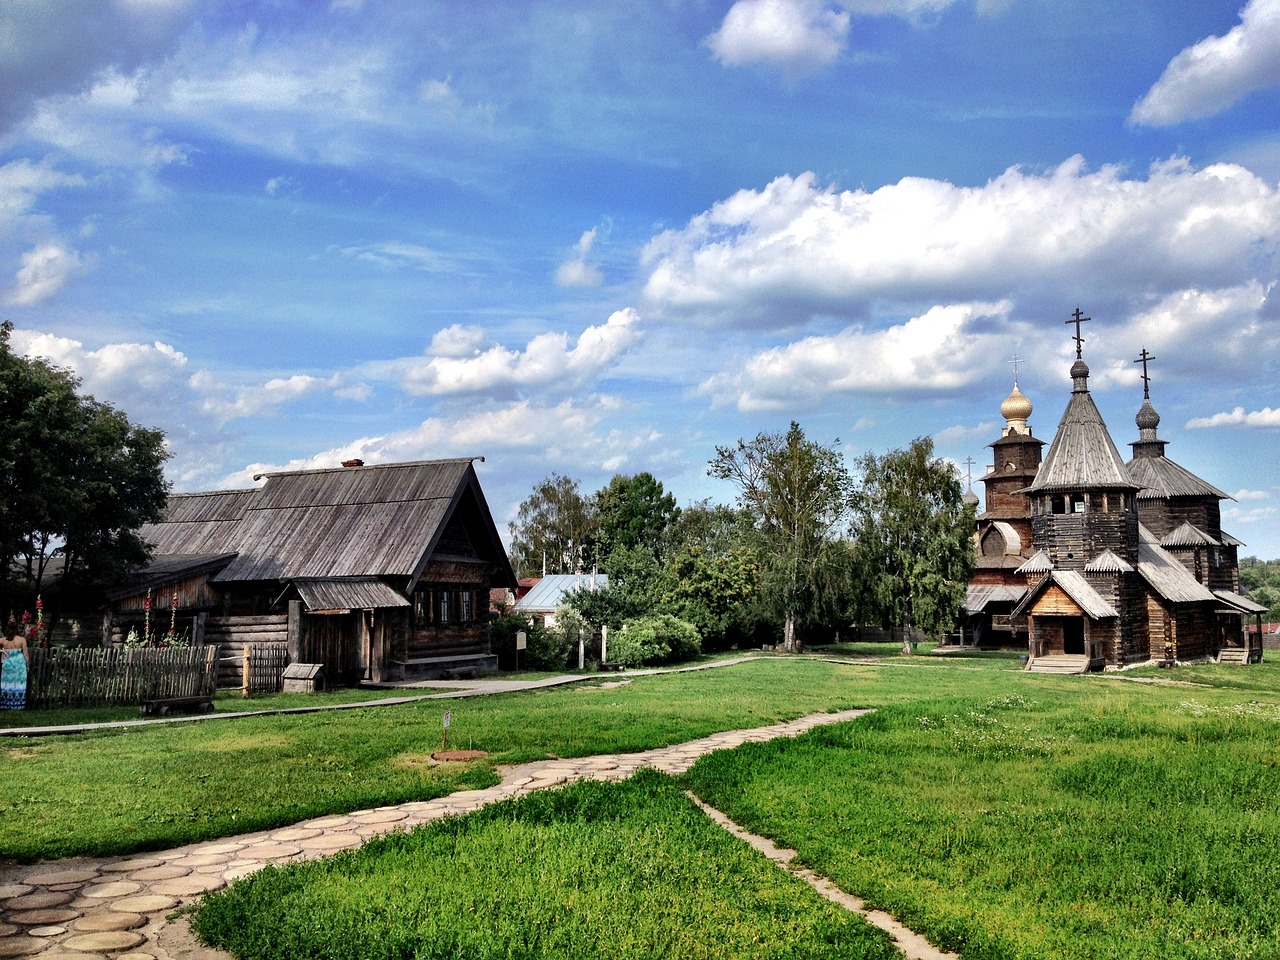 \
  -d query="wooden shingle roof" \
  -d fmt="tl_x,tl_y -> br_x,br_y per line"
1127,455 -> 1231,502
142,459 -> 515,588
1136,526 -> 1216,604
1026,360 -> 1138,495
